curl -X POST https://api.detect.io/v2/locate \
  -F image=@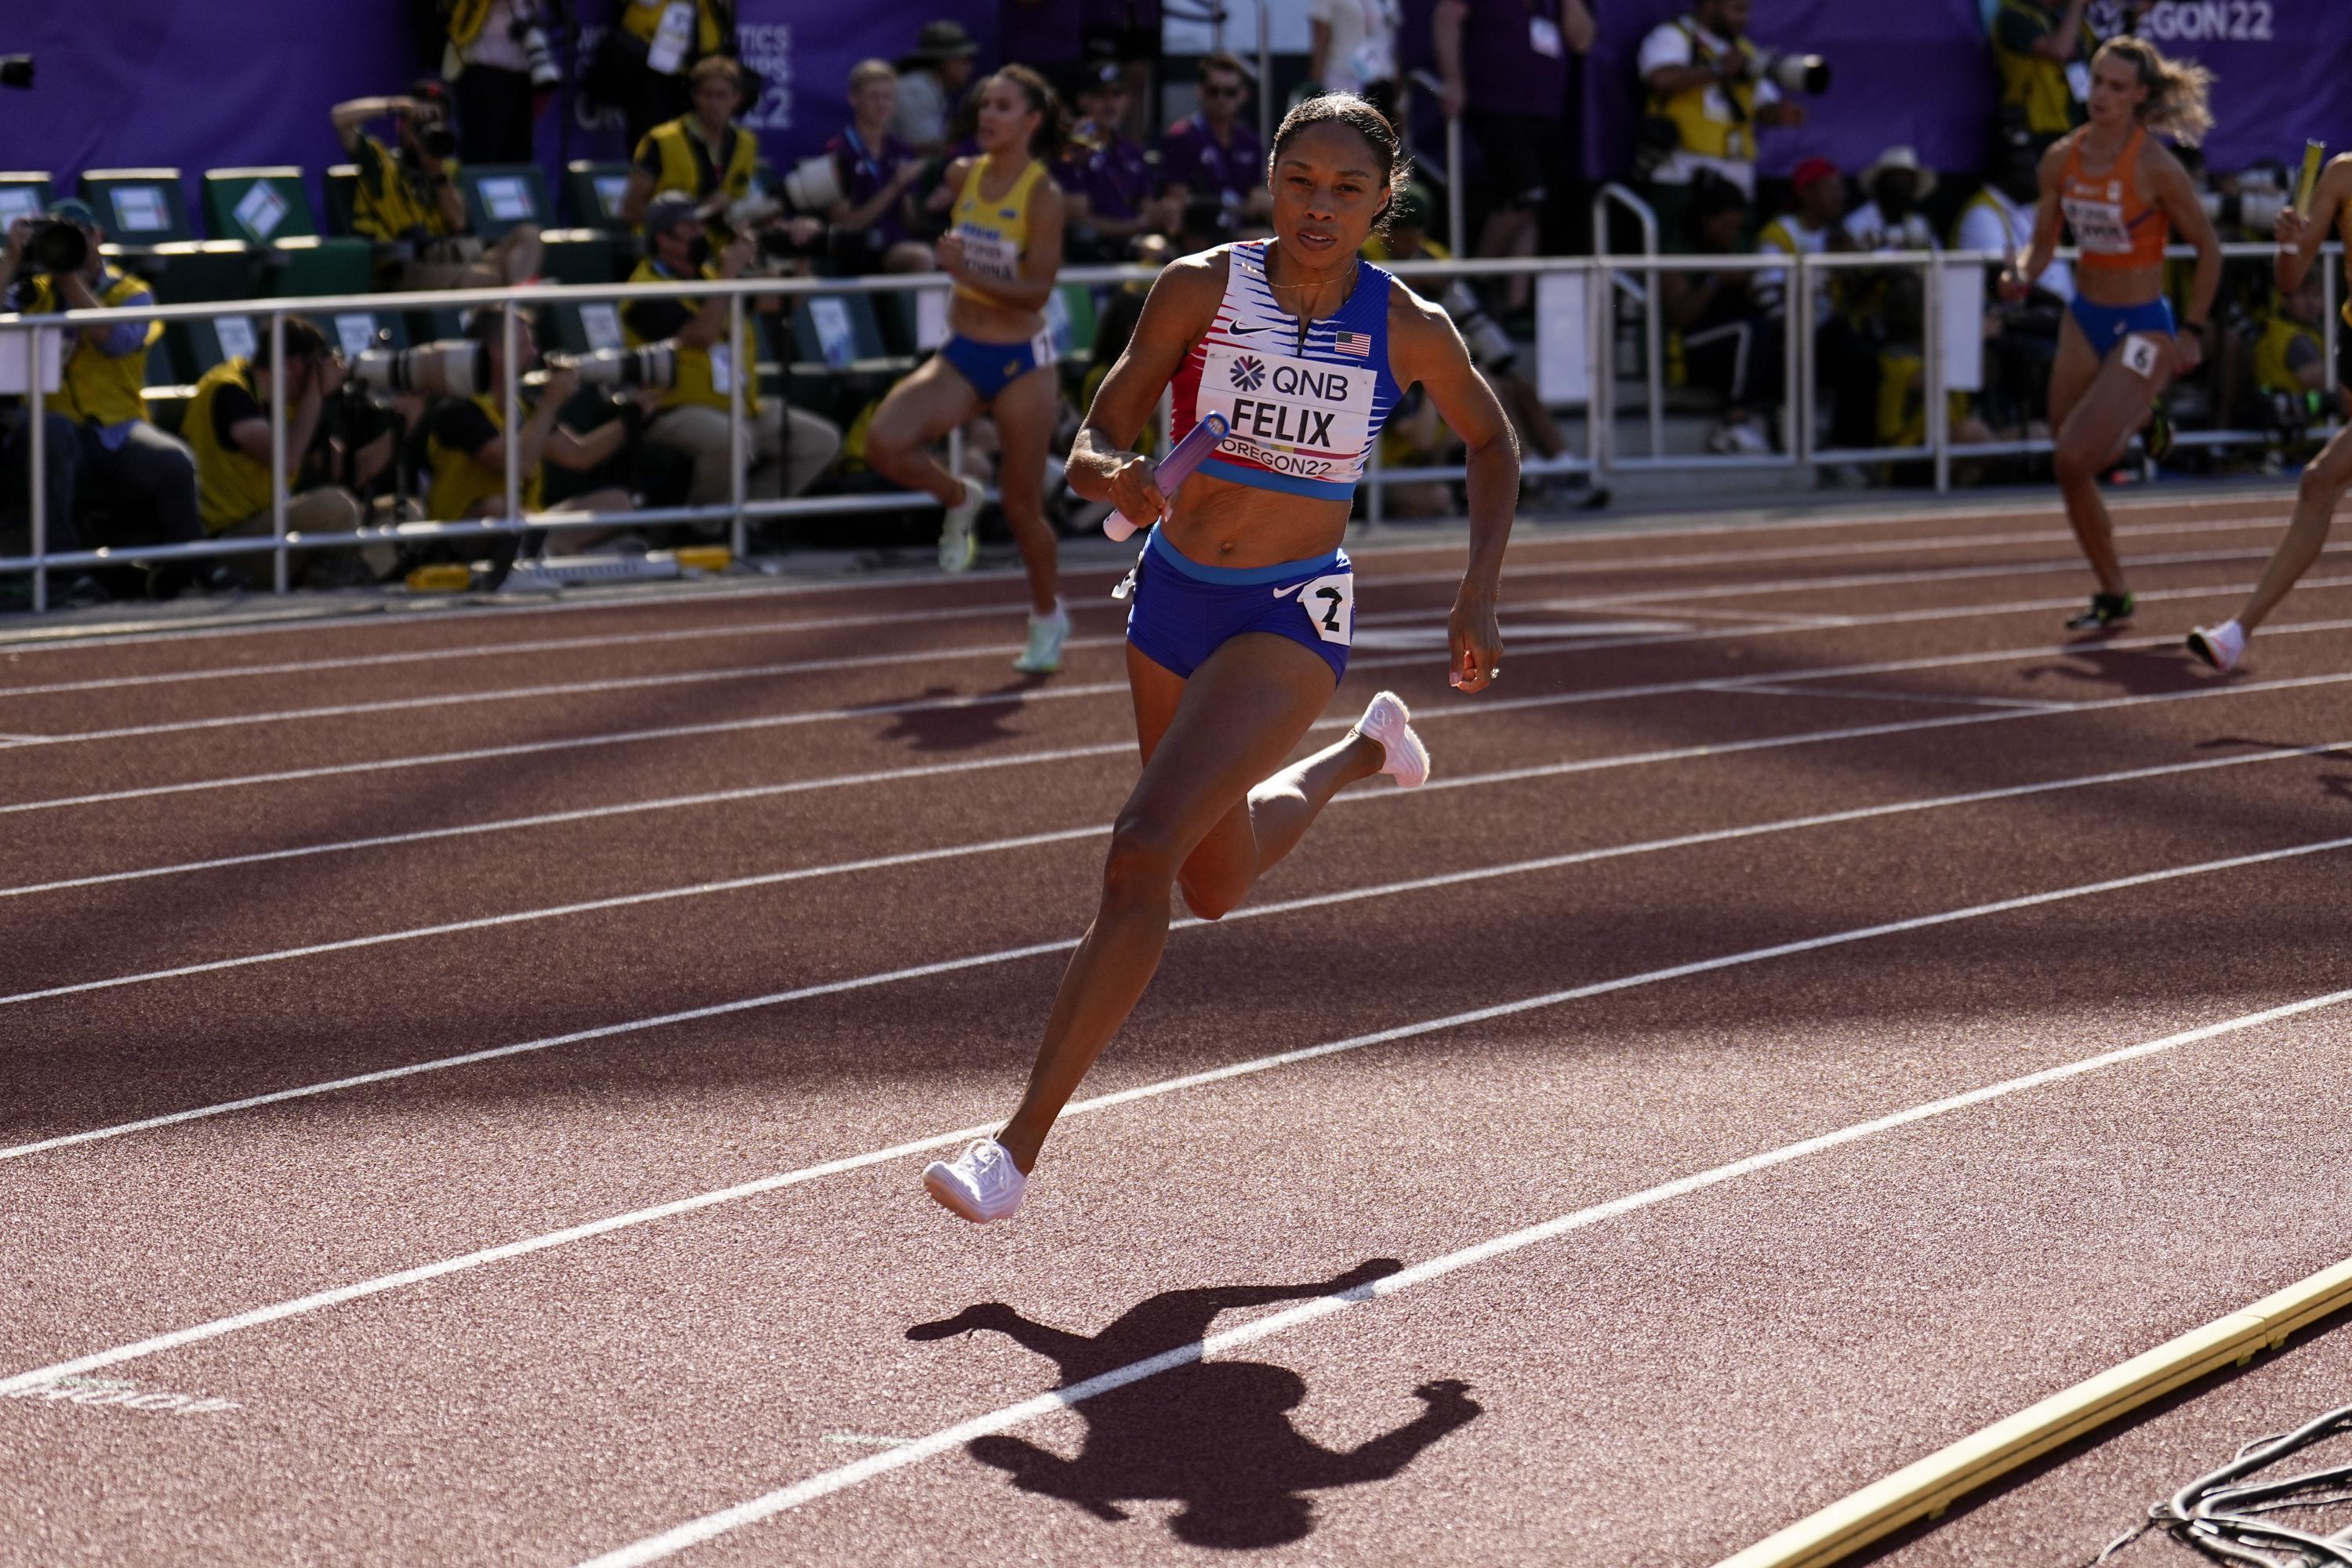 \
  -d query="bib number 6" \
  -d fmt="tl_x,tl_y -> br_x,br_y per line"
1293,572 -> 1354,645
